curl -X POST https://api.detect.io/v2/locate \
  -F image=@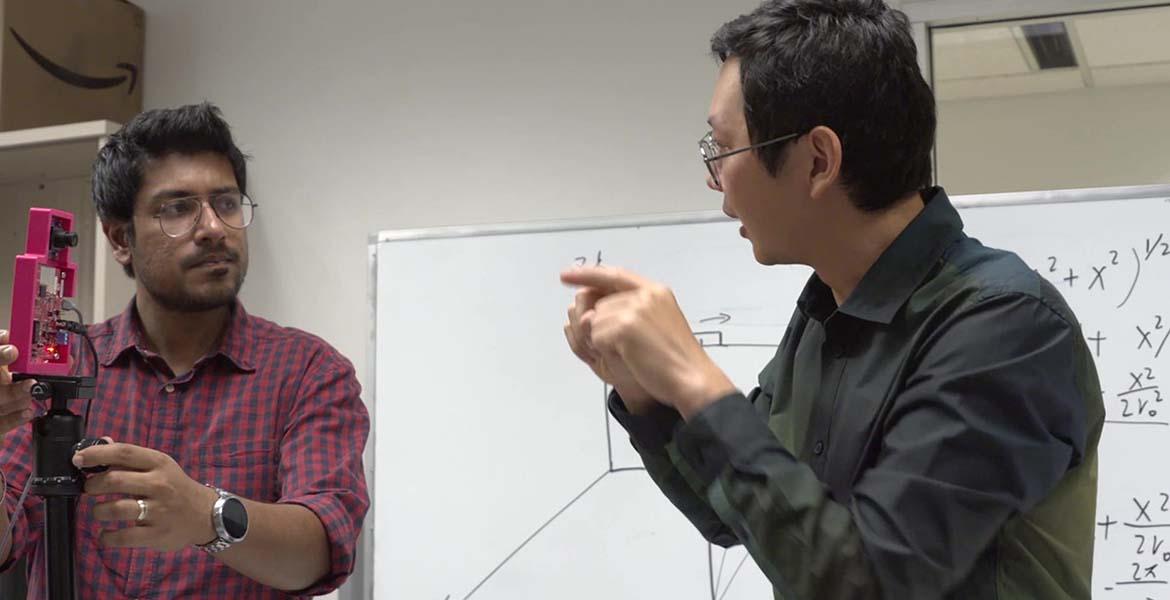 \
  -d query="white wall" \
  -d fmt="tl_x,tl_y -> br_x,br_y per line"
938,82 -> 1170,195
135,0 -> 757,375
132,0 -> 758,596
